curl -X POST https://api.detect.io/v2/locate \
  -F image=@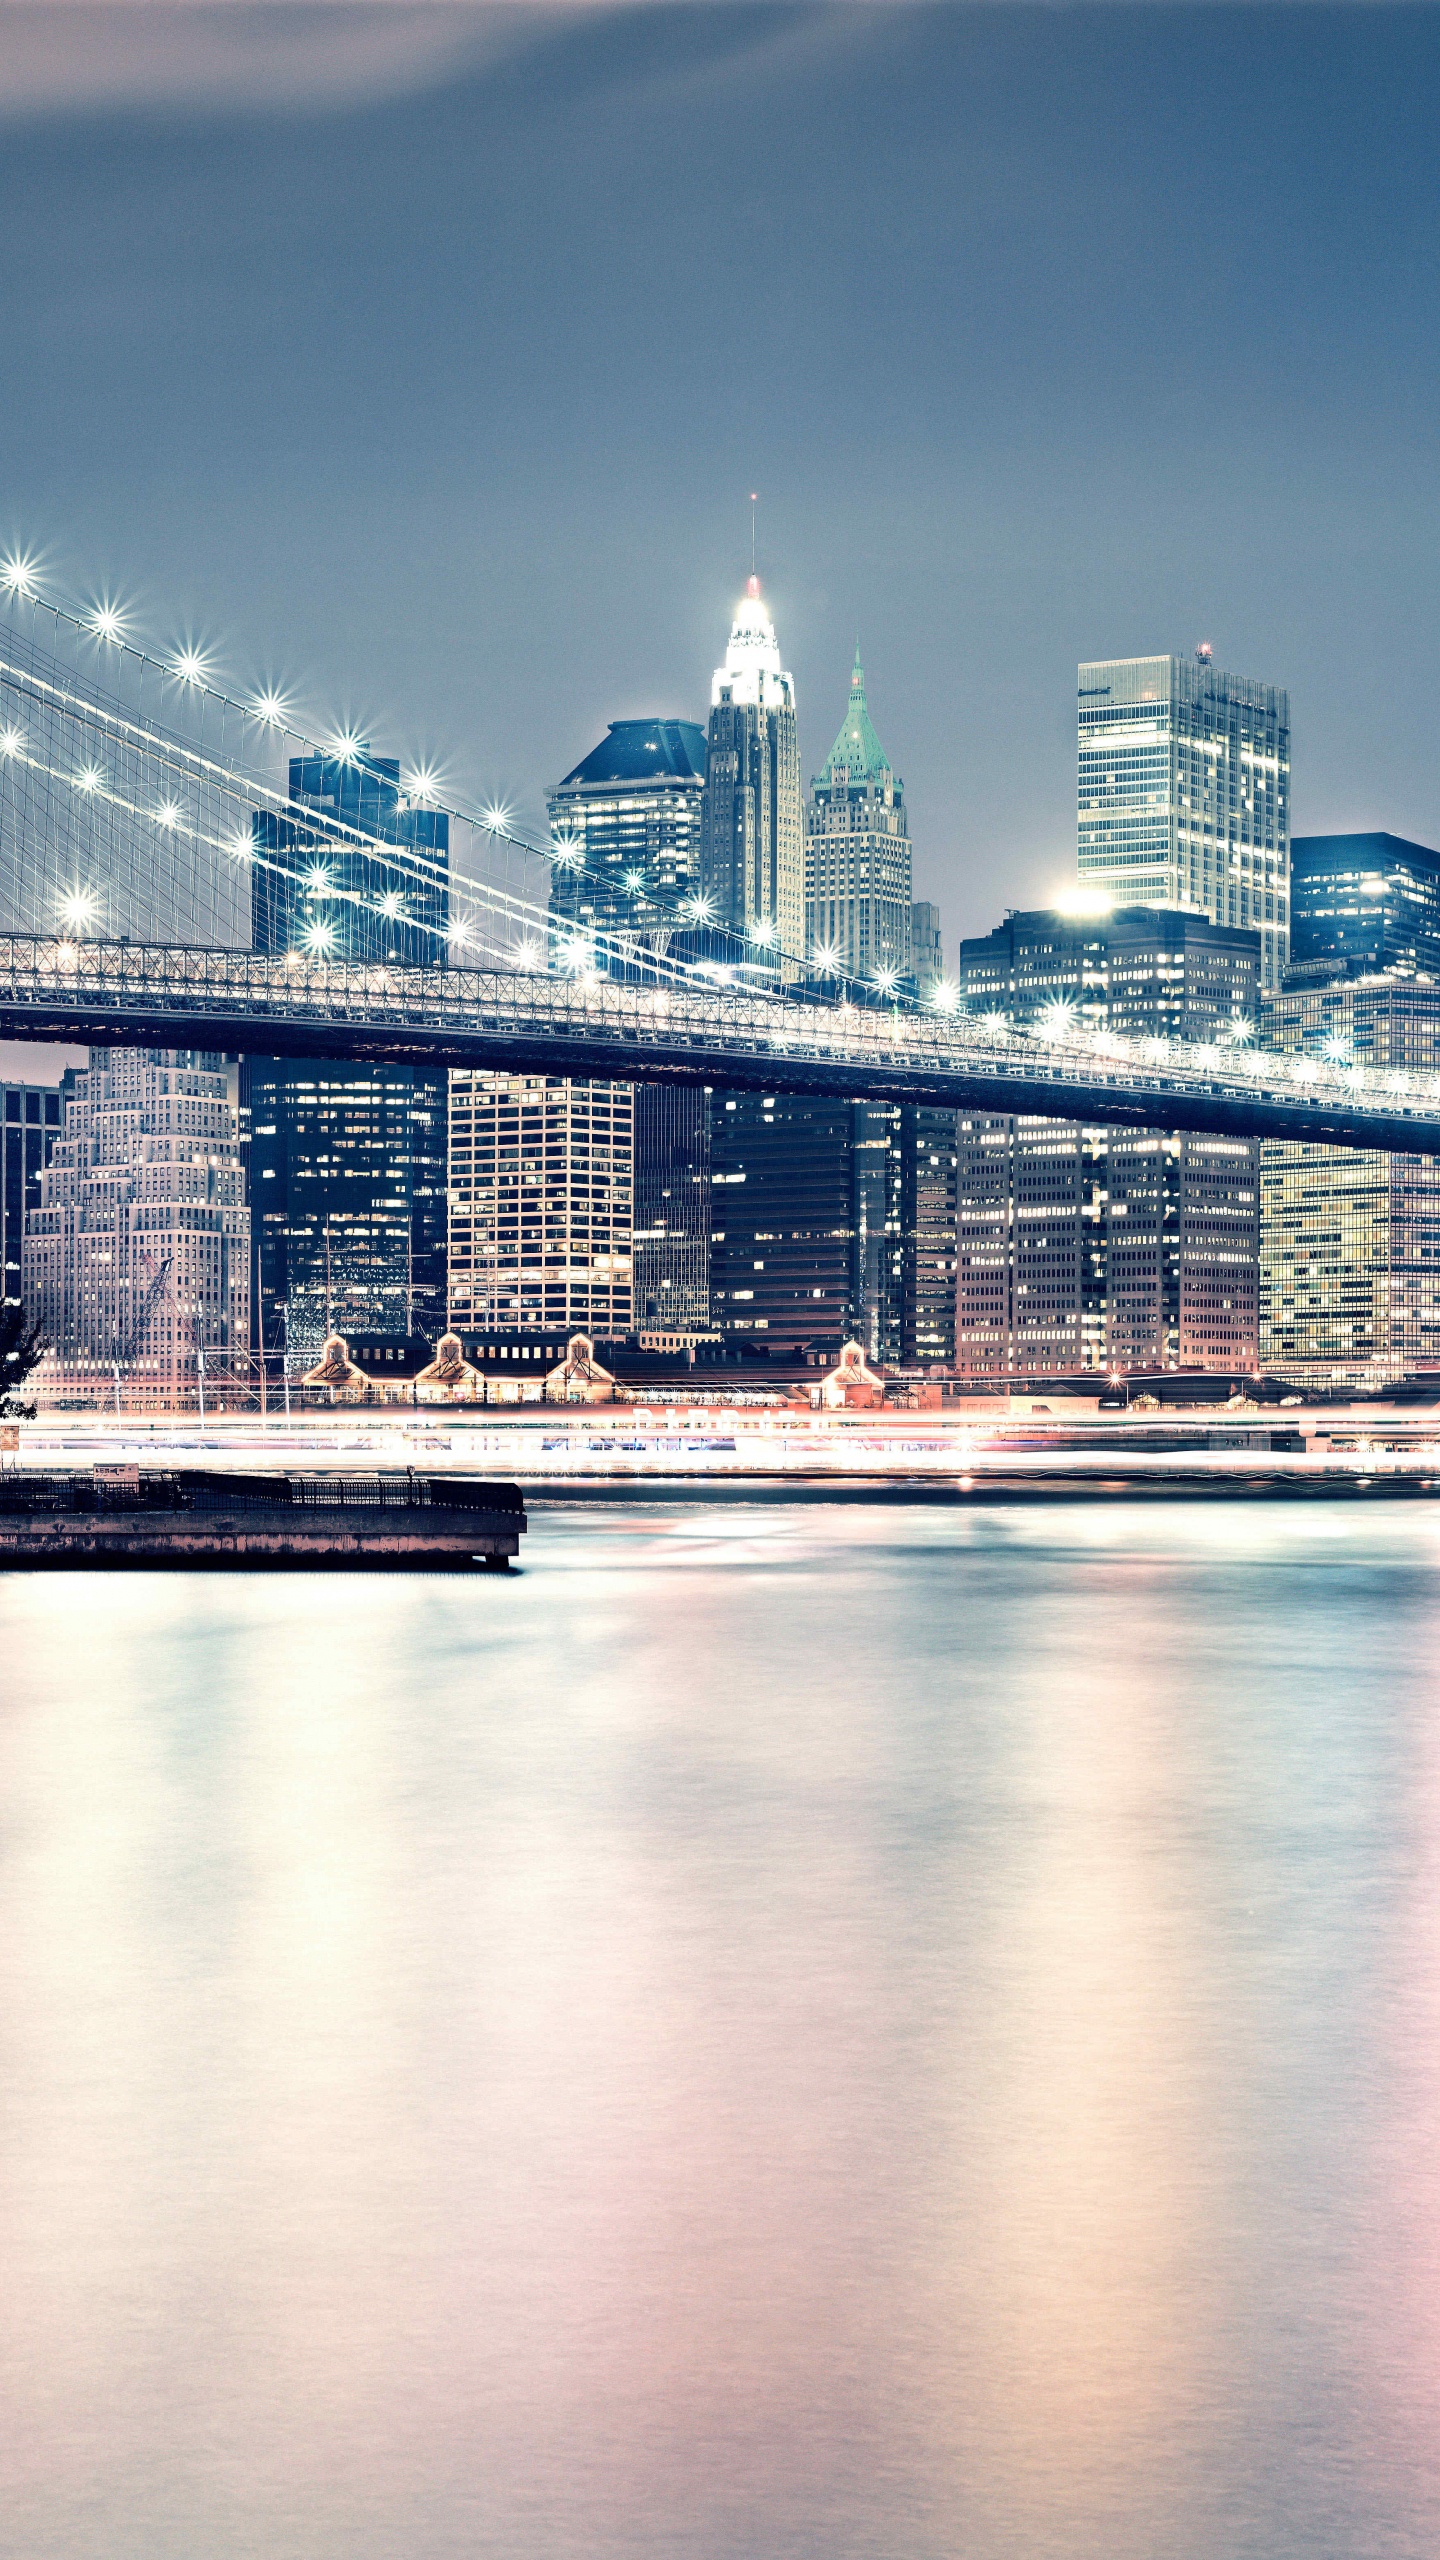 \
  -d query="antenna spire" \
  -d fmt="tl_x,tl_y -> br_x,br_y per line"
750,492 -> 757,581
